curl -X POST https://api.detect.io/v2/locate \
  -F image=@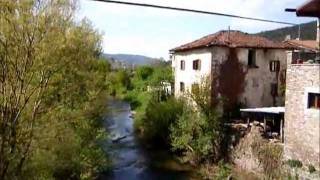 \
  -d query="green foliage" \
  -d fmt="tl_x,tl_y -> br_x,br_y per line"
136,66 -> 154,80
286,159 -> 303,169
170,77 -> 224,163
120,64 -> 173,132
107,69 -> 131,96
214,161 -> 232,180
140,98 -> 184,144
0,1 -> 109,179
308,164 -> 316,173
257,21 -> 317,41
